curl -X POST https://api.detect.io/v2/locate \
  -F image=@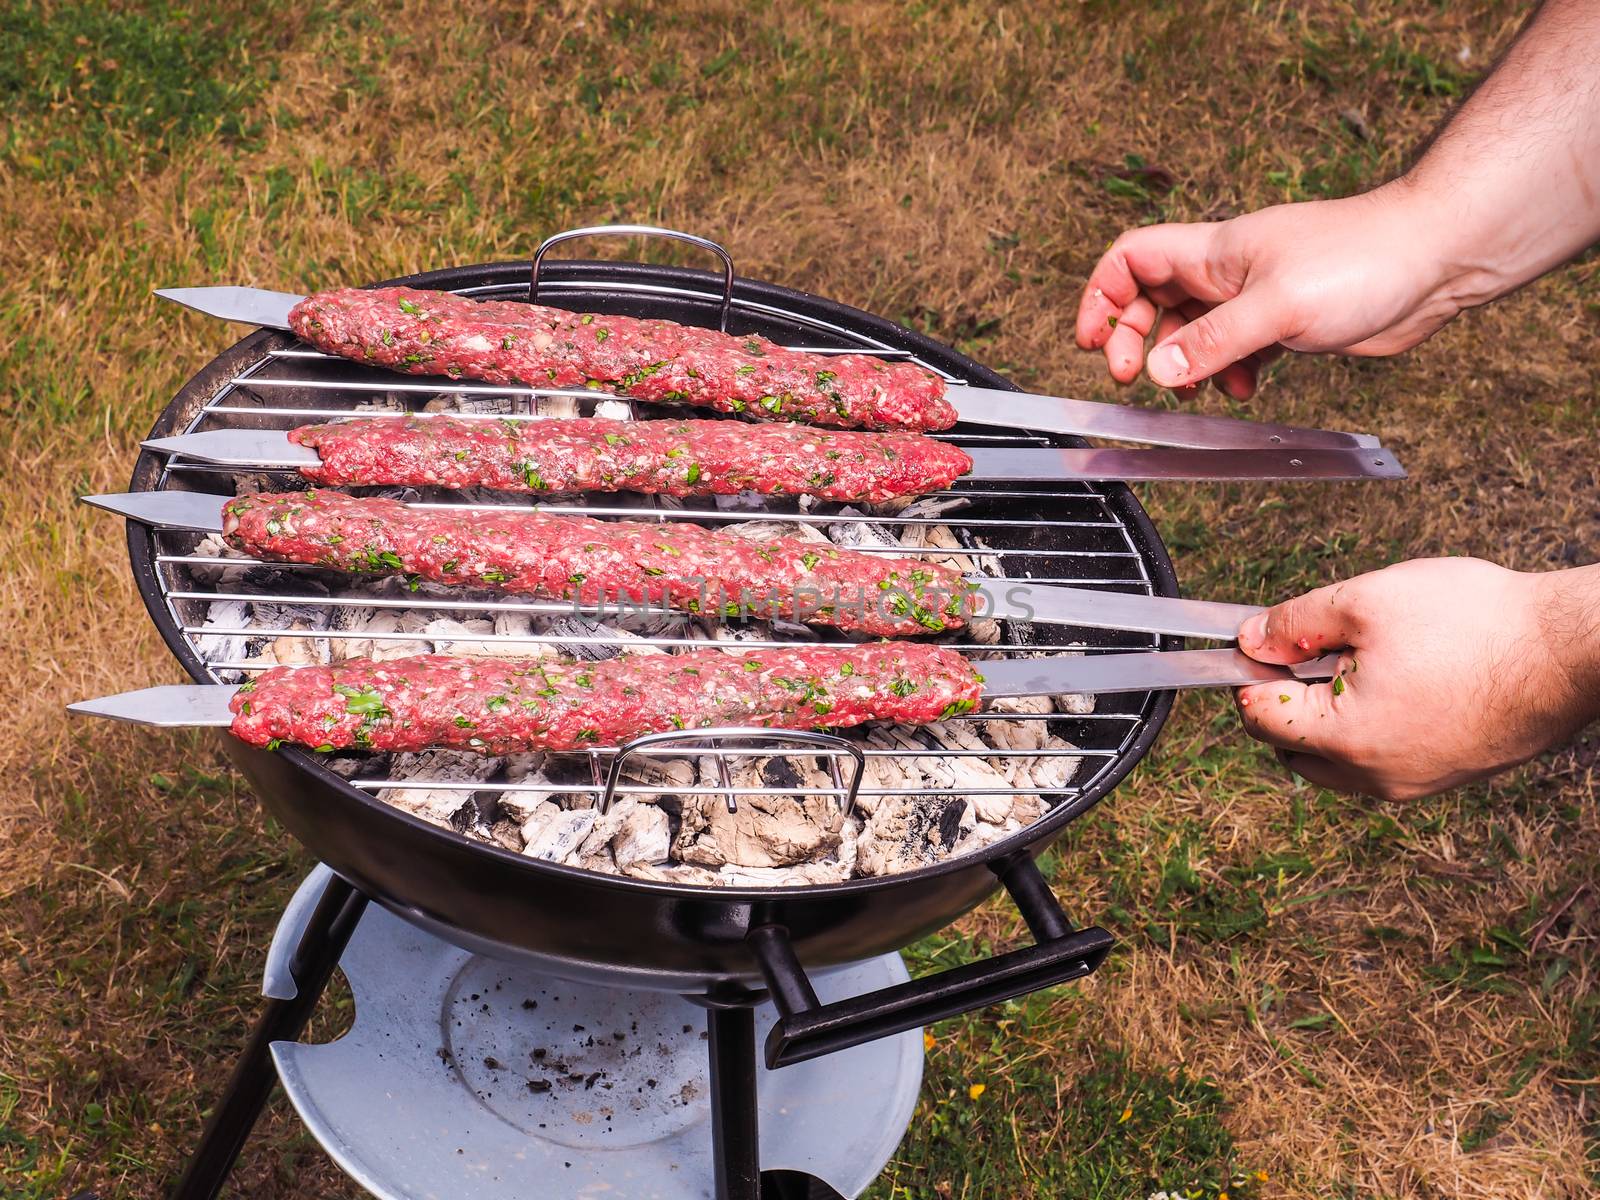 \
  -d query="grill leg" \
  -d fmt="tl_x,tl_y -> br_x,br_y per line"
169,874 -> 368,1200
707,1005 -> 761,1200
